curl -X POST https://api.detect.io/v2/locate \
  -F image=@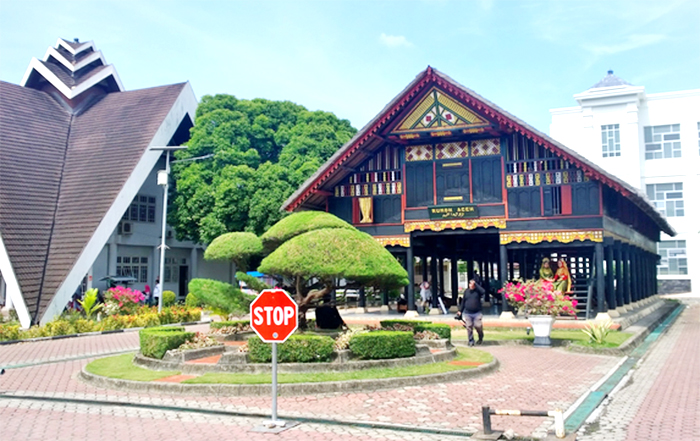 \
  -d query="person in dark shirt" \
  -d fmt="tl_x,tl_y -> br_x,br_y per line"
456,279 -> 485,346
